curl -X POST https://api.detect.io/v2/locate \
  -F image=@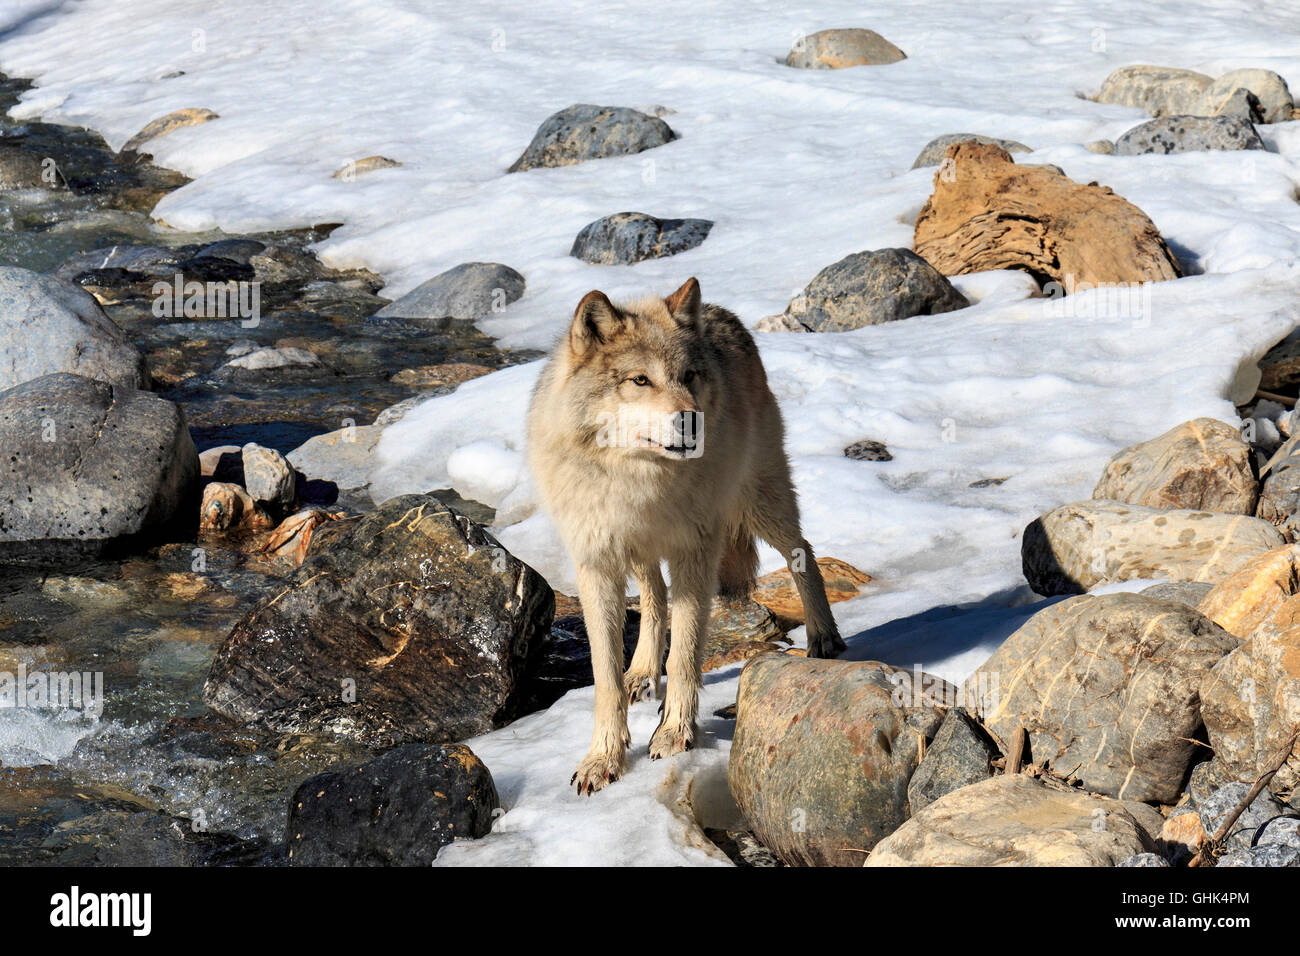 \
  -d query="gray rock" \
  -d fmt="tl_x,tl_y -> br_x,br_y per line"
1194,69 -> 1294,123
1257,437 -> 1300,536
217,346 -> 322,376
569,212 -> 713,265
1196,87 -> 1265,124
1193,782 -> 1289,852
508,104 -> 676,173
1086,139 -> 1115,155
1217,845 -> 1300,867
0,145 -> 62,189
1118,852 -> 1171,867
1256,815 -> 1300,849
1097,66 -> 1214,117
1140,581 -> 1215,607
0,266 -> 149,391
1115,115 -> 1264,155
785,28 -> 905,69
241,443 -> 295,512
911,134 -> 1030,169
907,707 -> 999,813
844,439 -> 893,461
54,245 -> 180,282
287,425 -> 381,490
0,373 -> 197,561
784,249 -> 968,333
372,392 -> 441,427
195,238 -> 266,264
373,262 -> 525,321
